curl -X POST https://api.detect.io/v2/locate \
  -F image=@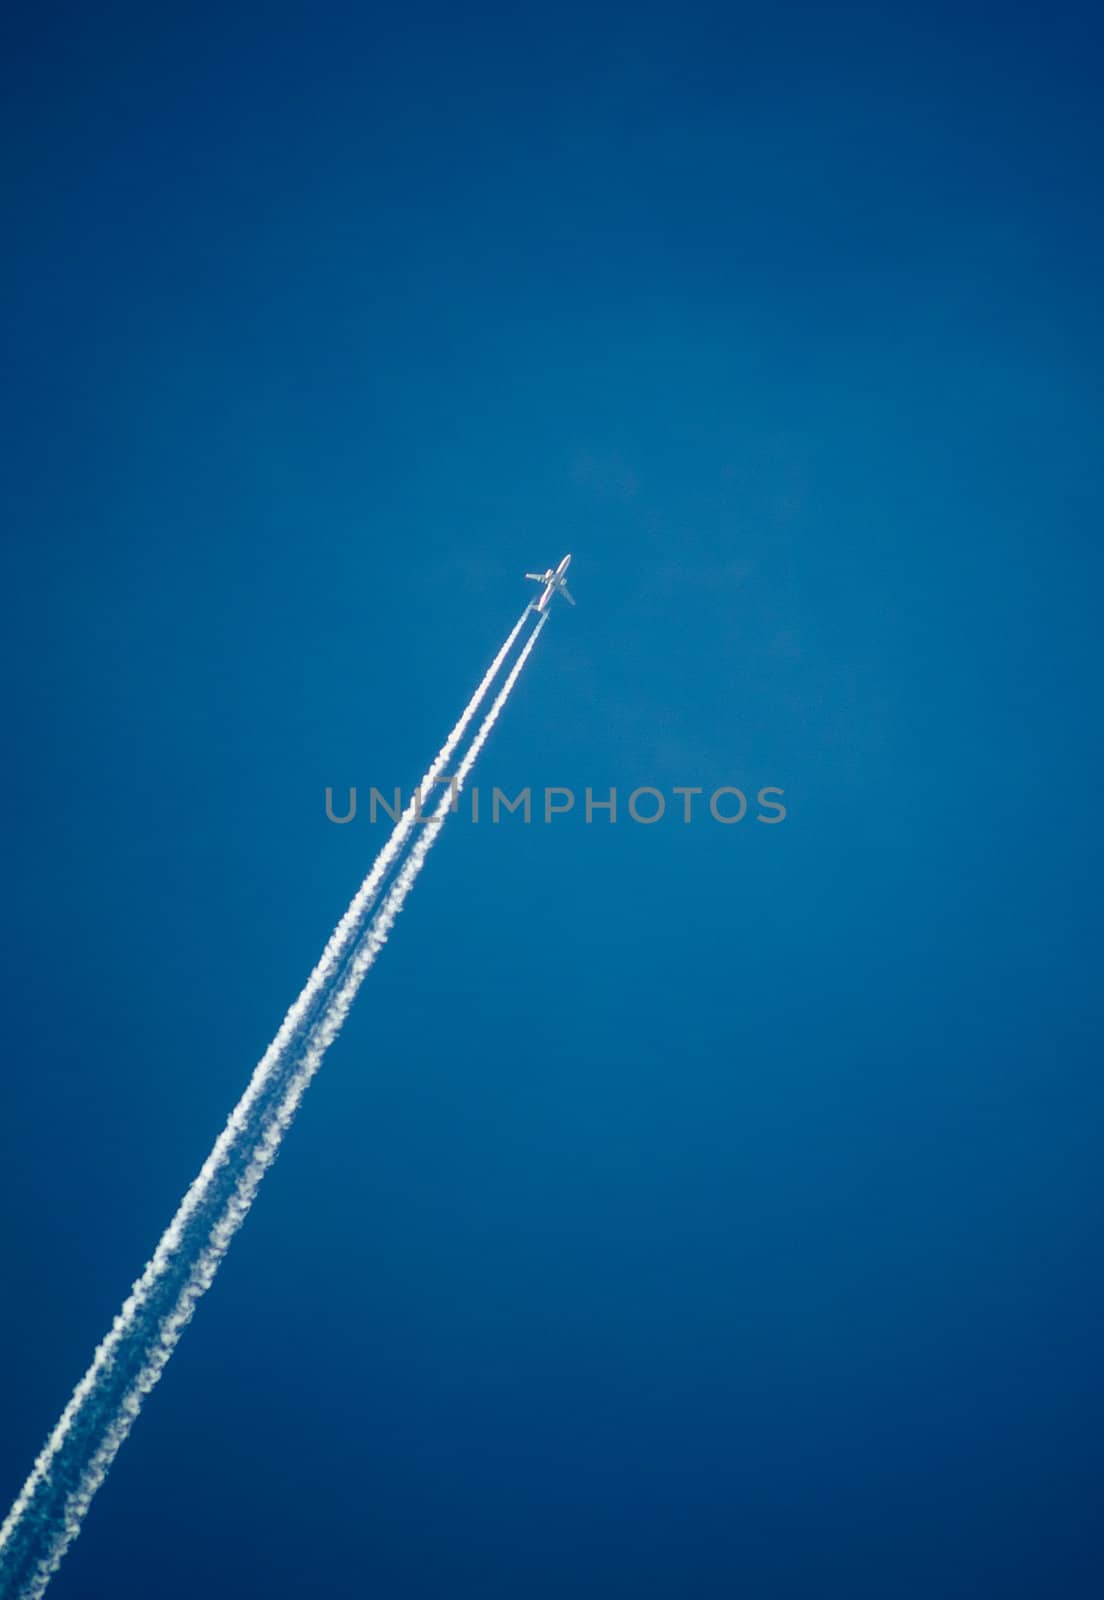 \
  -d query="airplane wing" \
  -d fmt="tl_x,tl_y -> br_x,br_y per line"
561,585 -> 576,606
524,573 -> 546,582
